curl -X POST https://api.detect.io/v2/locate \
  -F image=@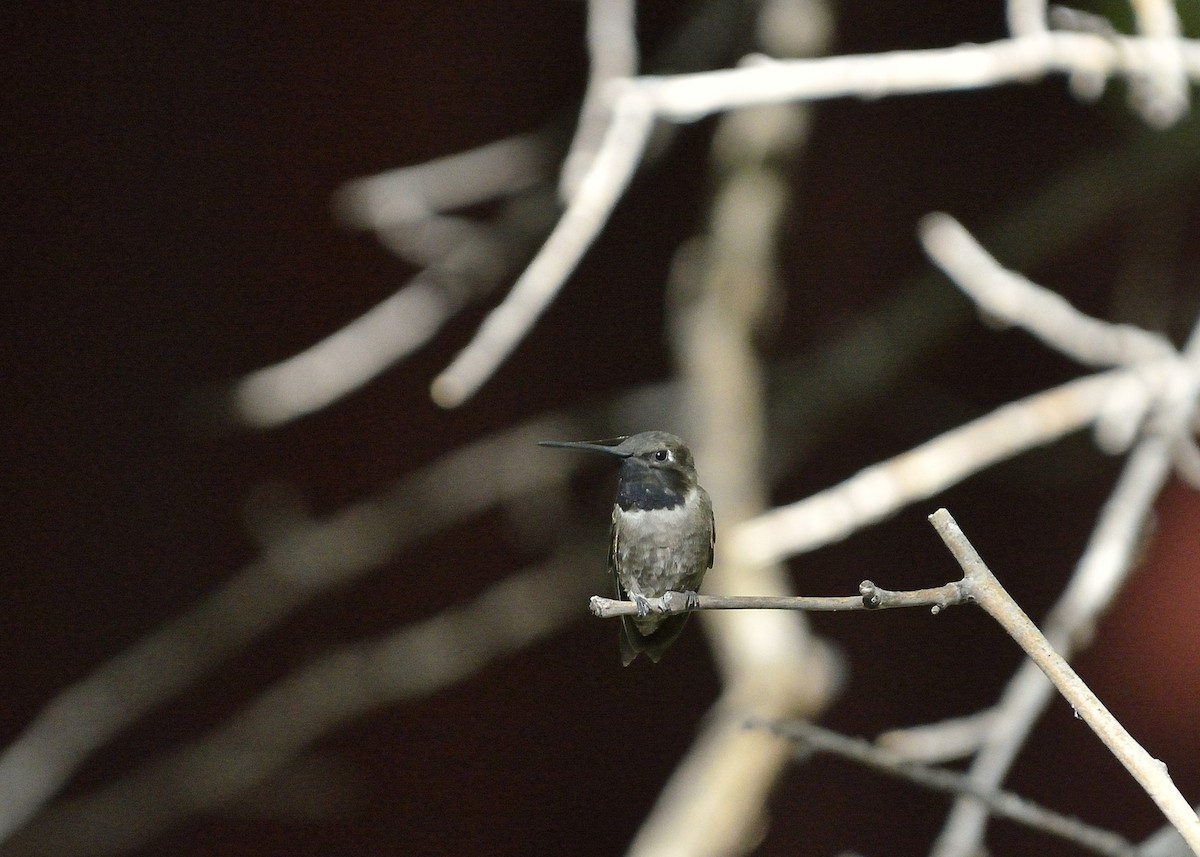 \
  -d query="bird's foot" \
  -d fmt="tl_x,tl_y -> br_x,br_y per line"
633,595 -> 652,618
661,590 -> 700,613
